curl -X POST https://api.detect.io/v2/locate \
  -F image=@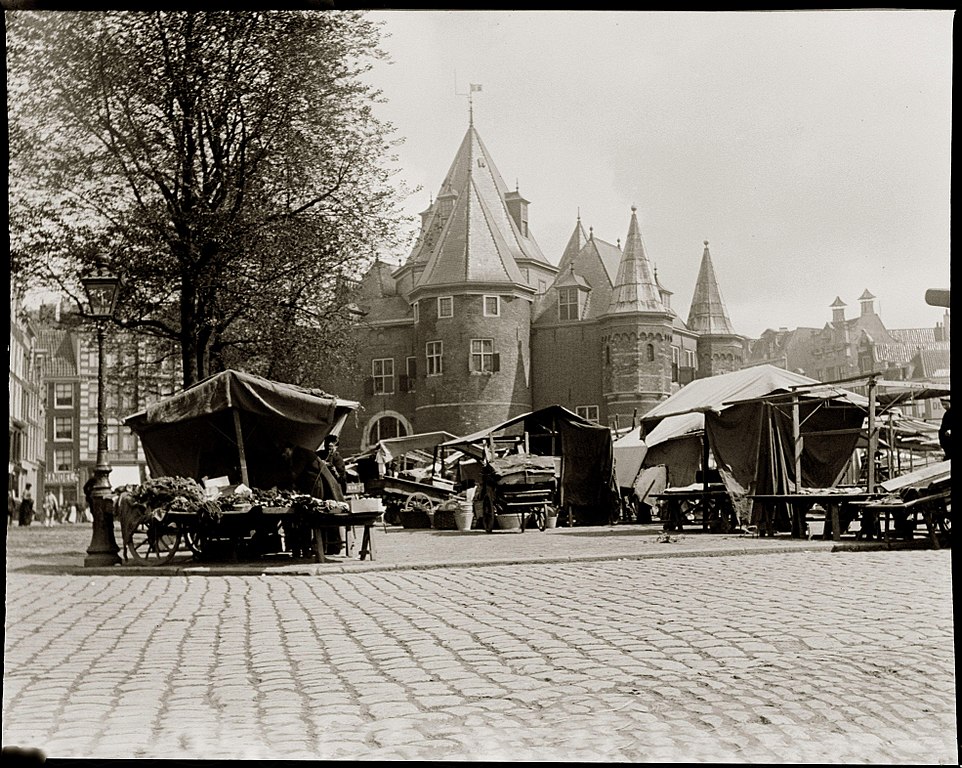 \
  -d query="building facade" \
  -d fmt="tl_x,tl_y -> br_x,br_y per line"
8,288 -> 46,502
30,304 -> 183,503
746,292 -> 951,421
333,119 -> 746,452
